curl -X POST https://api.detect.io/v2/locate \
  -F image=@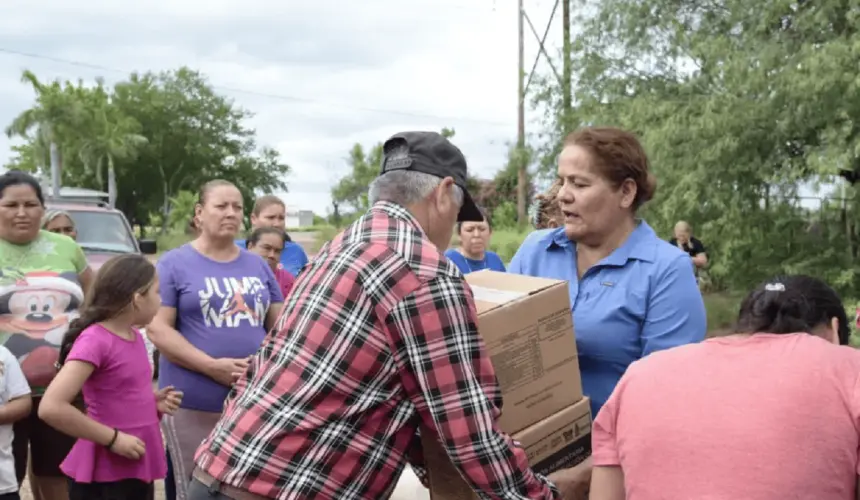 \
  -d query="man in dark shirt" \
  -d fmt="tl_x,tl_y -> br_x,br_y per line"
669,221 -> 708,272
